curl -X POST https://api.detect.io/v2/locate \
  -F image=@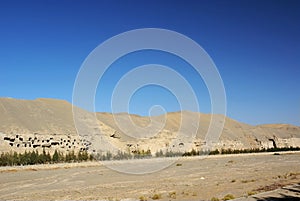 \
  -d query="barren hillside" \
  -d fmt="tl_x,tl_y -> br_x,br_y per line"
0,98 -> 299,154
